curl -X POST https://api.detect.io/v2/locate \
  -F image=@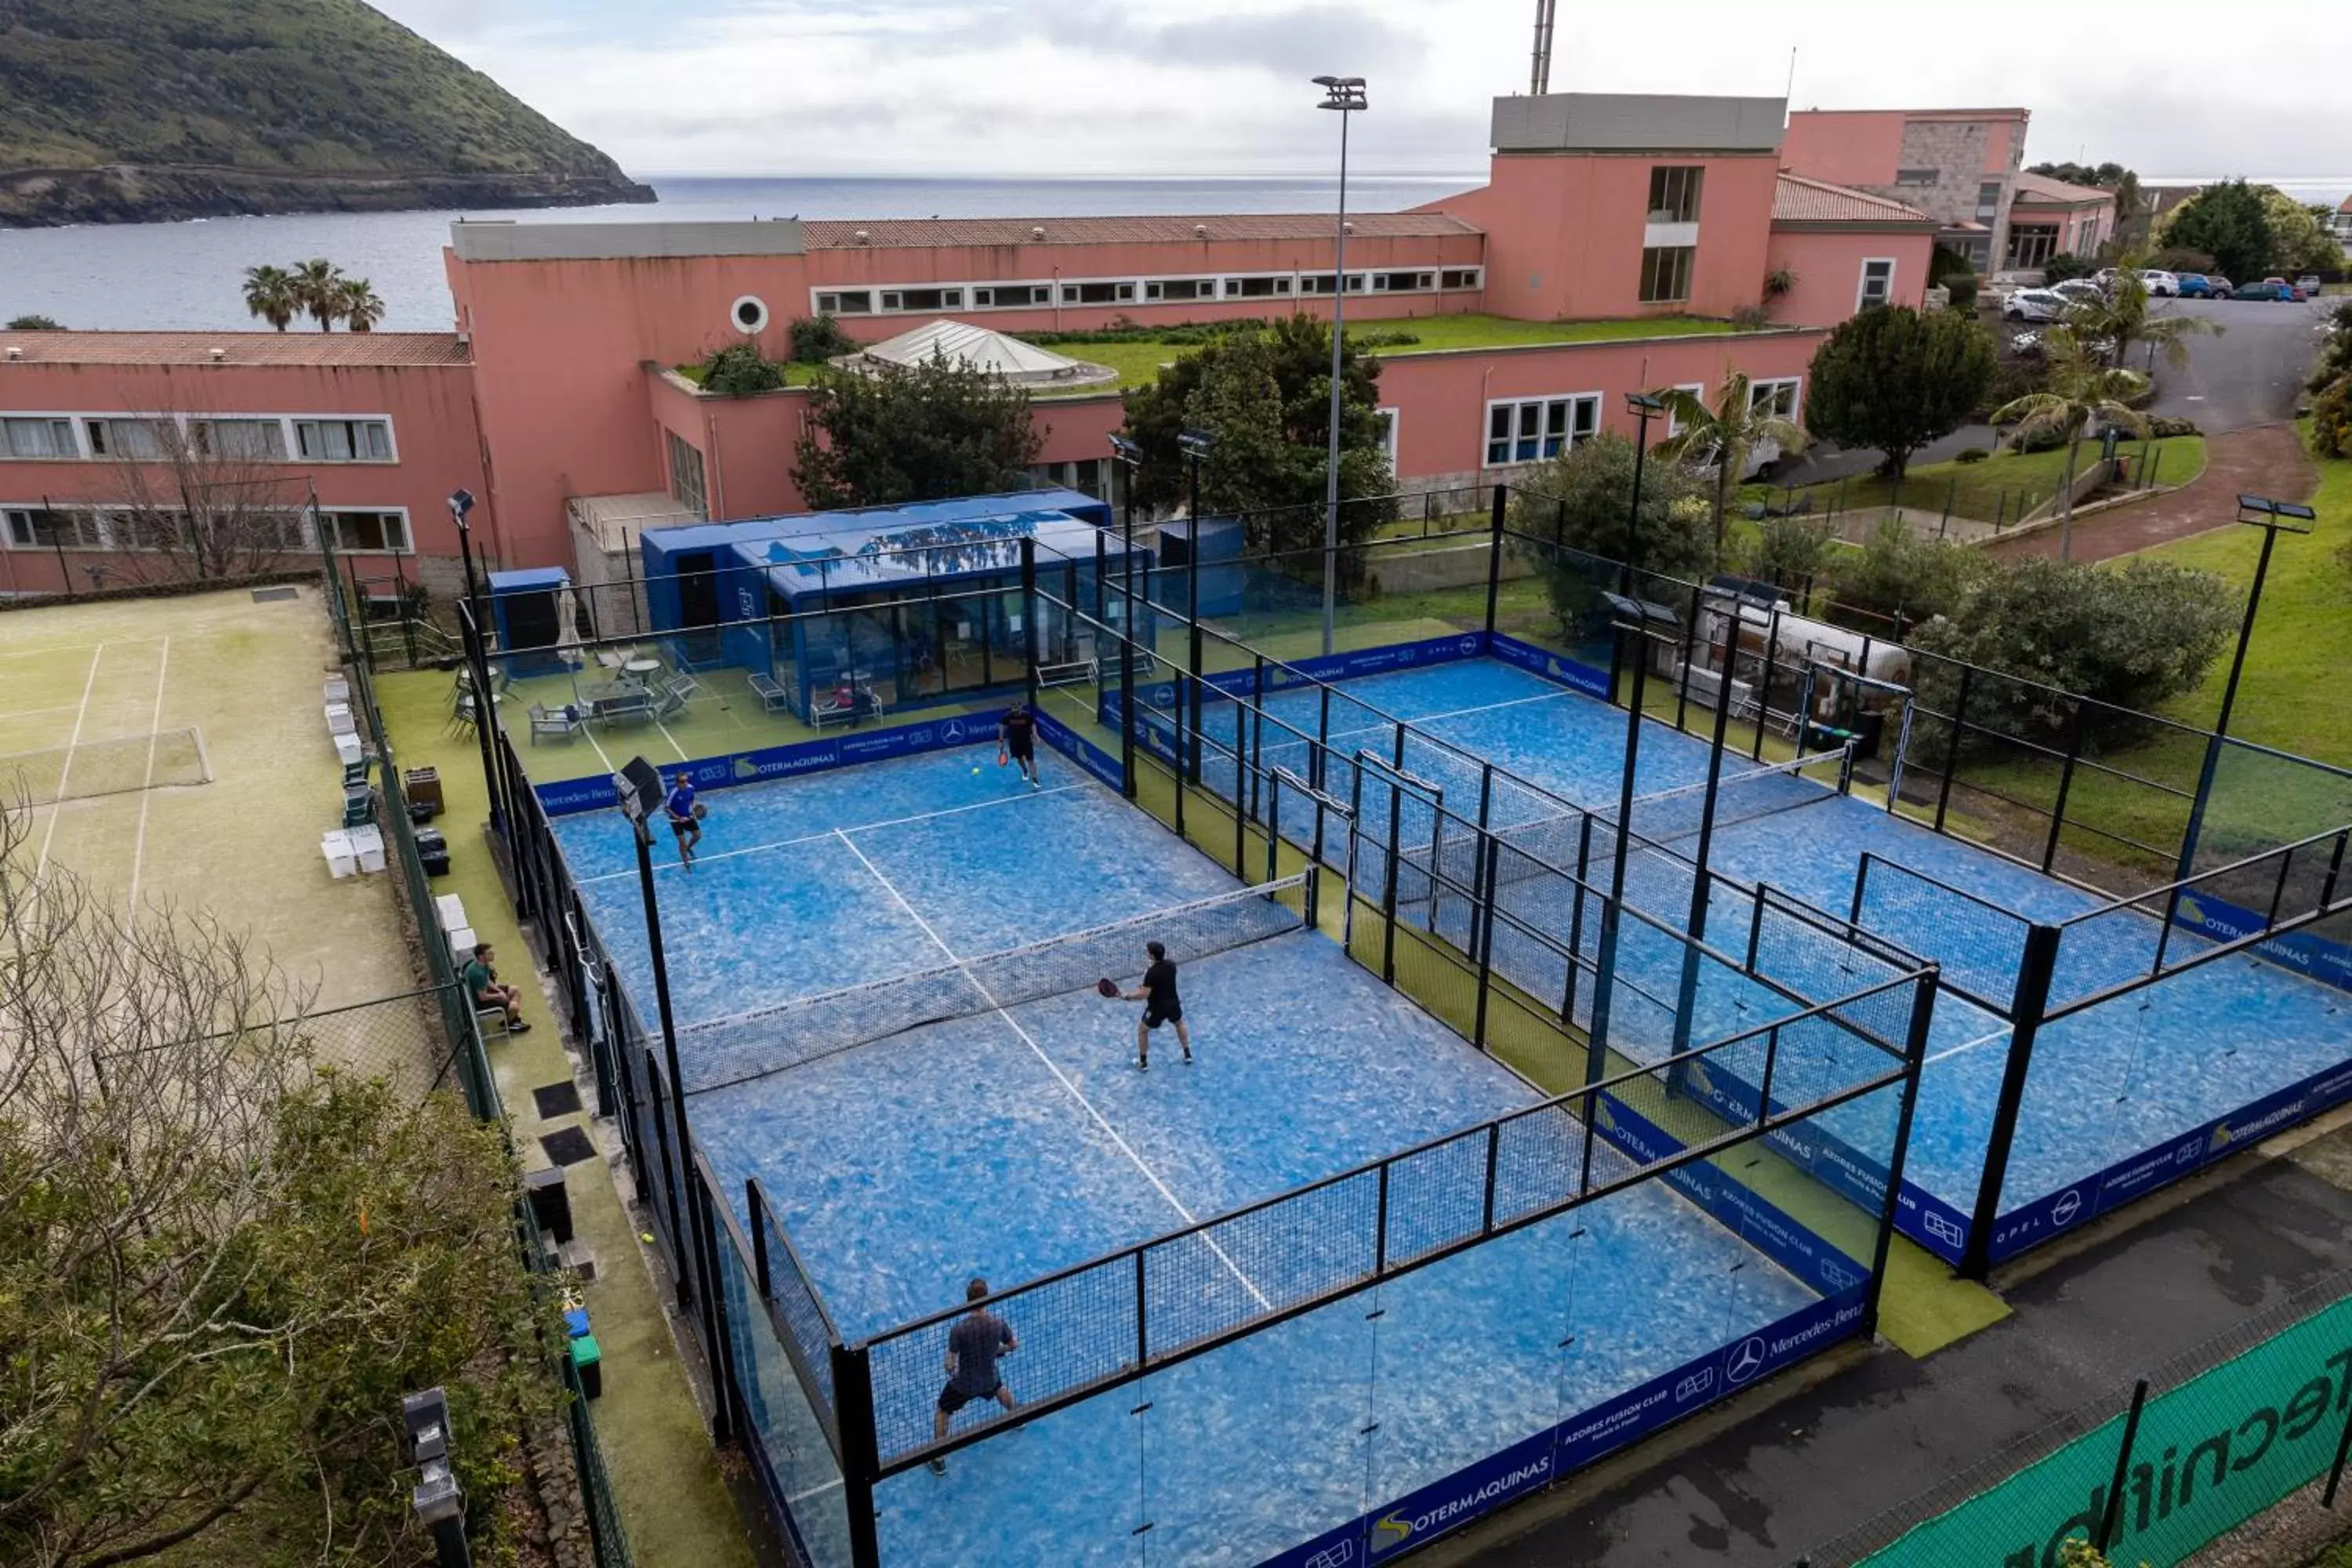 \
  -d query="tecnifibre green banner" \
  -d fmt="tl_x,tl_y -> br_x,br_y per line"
1860,1294 -> 2352,1567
